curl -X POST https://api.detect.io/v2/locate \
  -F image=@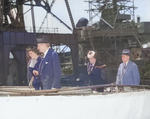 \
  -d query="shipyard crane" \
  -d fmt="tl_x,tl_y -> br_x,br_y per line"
0,0 -> 75,32
0,0 -> 79,86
